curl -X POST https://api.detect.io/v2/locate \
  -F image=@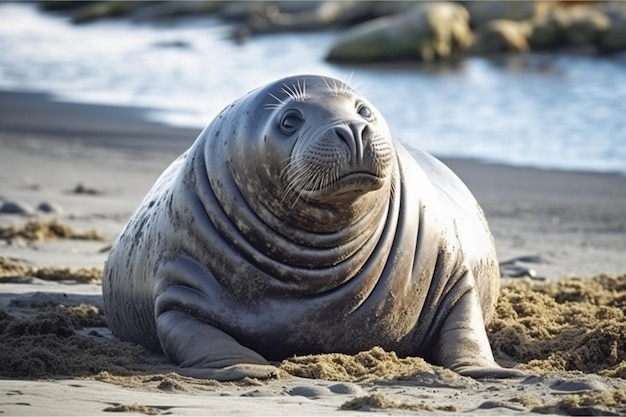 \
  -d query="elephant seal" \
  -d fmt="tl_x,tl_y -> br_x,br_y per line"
103,74 -> 520,381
